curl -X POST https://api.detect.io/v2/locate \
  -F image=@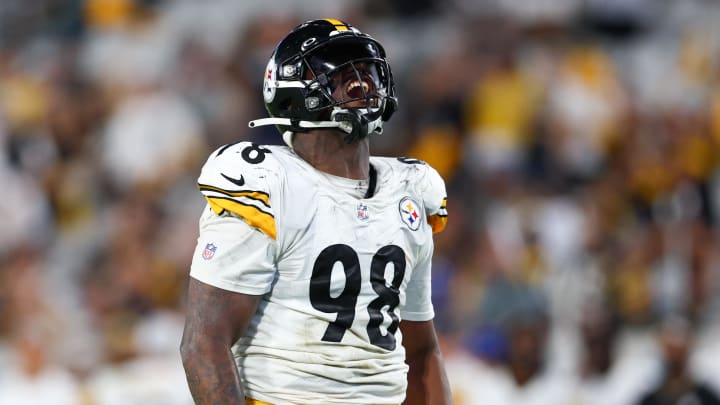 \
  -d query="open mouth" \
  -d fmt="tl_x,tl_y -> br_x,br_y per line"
346,79 -> 370,99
